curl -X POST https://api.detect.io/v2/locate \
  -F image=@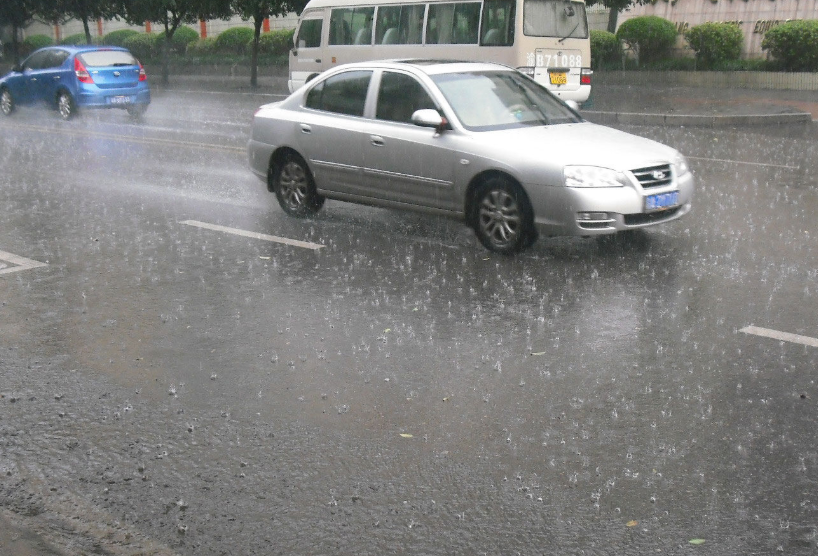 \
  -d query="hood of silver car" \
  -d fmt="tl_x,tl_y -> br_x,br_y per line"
484,122 -> 679,171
